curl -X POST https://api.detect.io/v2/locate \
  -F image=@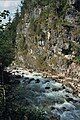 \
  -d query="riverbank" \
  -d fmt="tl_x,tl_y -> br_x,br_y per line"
4,67 -> 80,120
6,66 -> 80,97
0,67 -> 80,120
